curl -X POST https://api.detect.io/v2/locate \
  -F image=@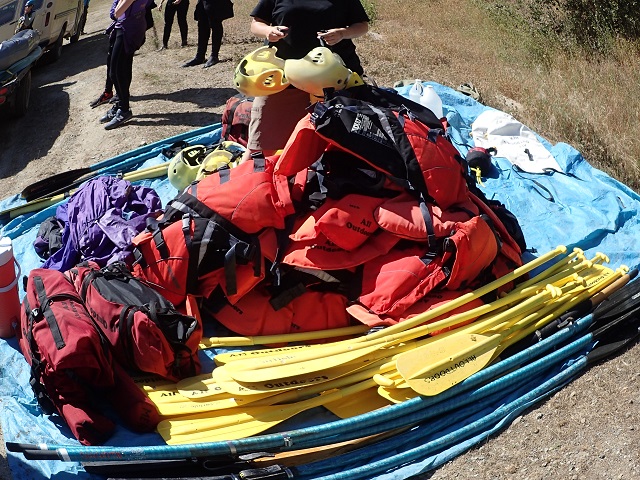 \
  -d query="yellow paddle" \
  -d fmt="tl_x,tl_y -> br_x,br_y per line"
0,162 -> 170,221
157,378 -> 379,444
151,392 -> 278,417
214,246 -> 567,379
380,265 -> 627,402
200,325 -> 370,351
397,265 -> 621,395
212,339 -> 423,396
222,271 -> 567,384
323,386 -> 392,419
